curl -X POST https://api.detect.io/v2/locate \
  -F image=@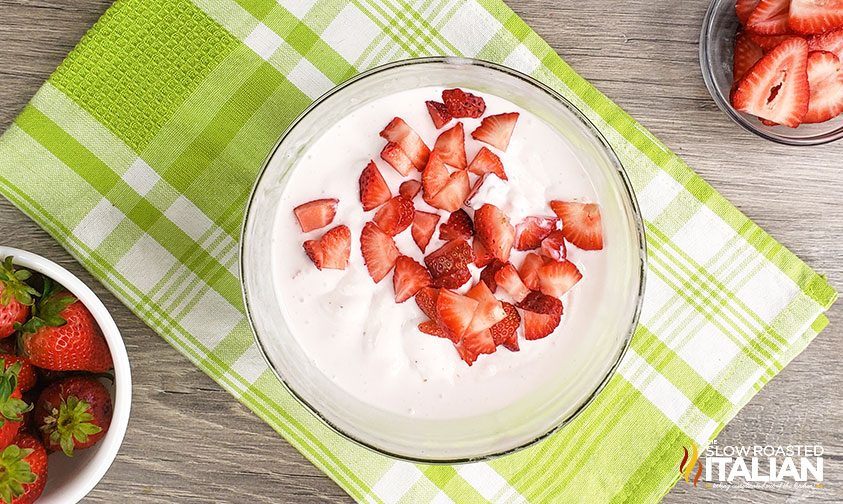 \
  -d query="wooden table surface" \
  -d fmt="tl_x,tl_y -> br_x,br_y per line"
0,1 -> 840,502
